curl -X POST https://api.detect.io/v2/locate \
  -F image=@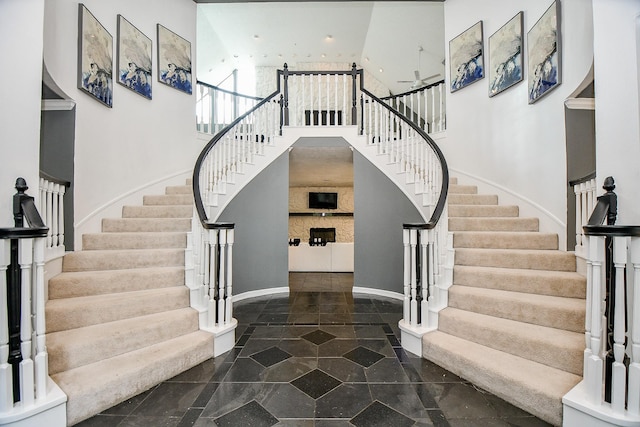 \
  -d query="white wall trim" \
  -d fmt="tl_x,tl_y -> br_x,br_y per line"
75,169 -> 192,229
233,287 -> 290,302
42,99 -> 75,111
232,286 -> 403,303
565,97 -> 595,110
352,287 -> 403,300
451,167 -> 568,250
